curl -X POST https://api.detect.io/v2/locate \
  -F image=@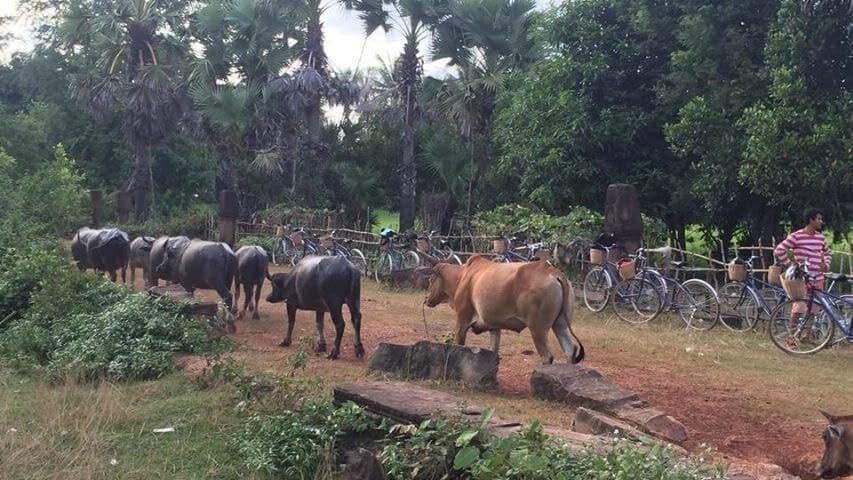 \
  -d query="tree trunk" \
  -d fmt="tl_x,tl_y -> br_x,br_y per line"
398,38 -> 419,233
306,99 -> 322,146
130,144 -> 151,222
